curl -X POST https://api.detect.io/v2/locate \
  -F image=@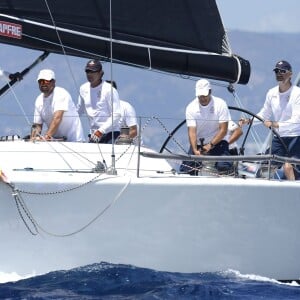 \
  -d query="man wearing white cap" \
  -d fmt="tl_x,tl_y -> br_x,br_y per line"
31,69 -> 85,142
180,78 -> 232,174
